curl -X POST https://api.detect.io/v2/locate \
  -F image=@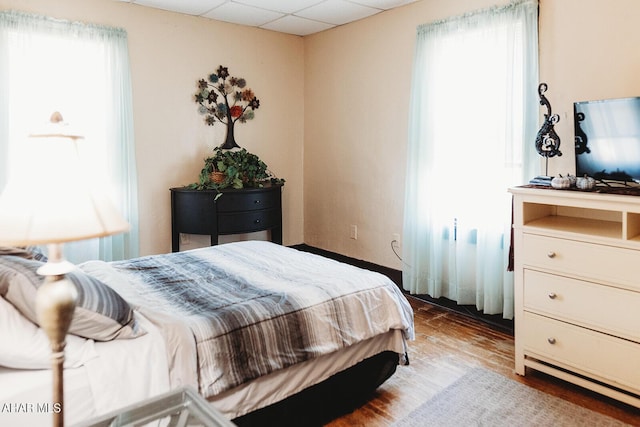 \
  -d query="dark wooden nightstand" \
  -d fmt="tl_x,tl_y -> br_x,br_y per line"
170,183 -> 283,252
